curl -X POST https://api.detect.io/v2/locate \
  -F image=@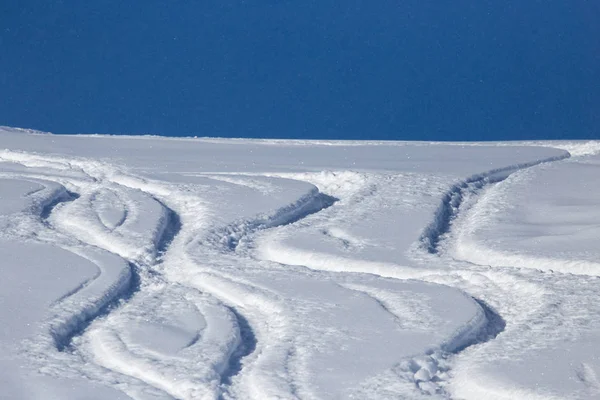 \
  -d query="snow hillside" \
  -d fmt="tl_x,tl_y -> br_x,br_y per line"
0,126 -> 599,399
